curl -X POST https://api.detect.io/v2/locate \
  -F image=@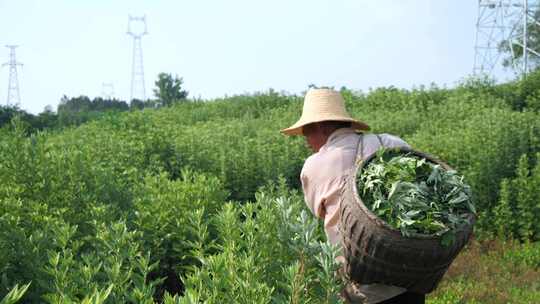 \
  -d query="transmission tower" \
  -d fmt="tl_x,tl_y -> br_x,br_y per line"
102,82 -> 115,99
474,0 -> 540,77
127,15 -> 148,102
2,45 -> 23,106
